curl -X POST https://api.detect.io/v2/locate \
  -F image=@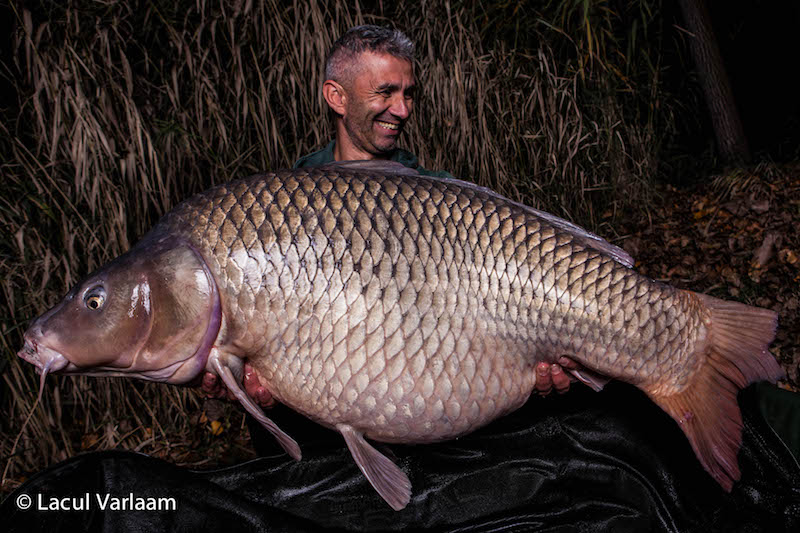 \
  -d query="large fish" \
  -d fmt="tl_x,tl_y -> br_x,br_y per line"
18,161 -> 783,510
